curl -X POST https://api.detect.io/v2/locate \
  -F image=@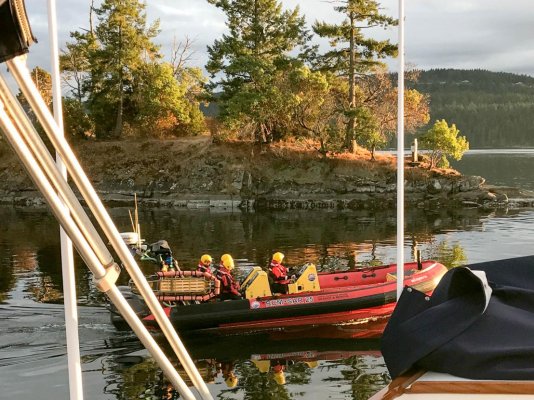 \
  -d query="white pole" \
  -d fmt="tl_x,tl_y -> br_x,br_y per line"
48,0 -> 83,400
396,0 -> 405,299
47,1 -> 84,398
